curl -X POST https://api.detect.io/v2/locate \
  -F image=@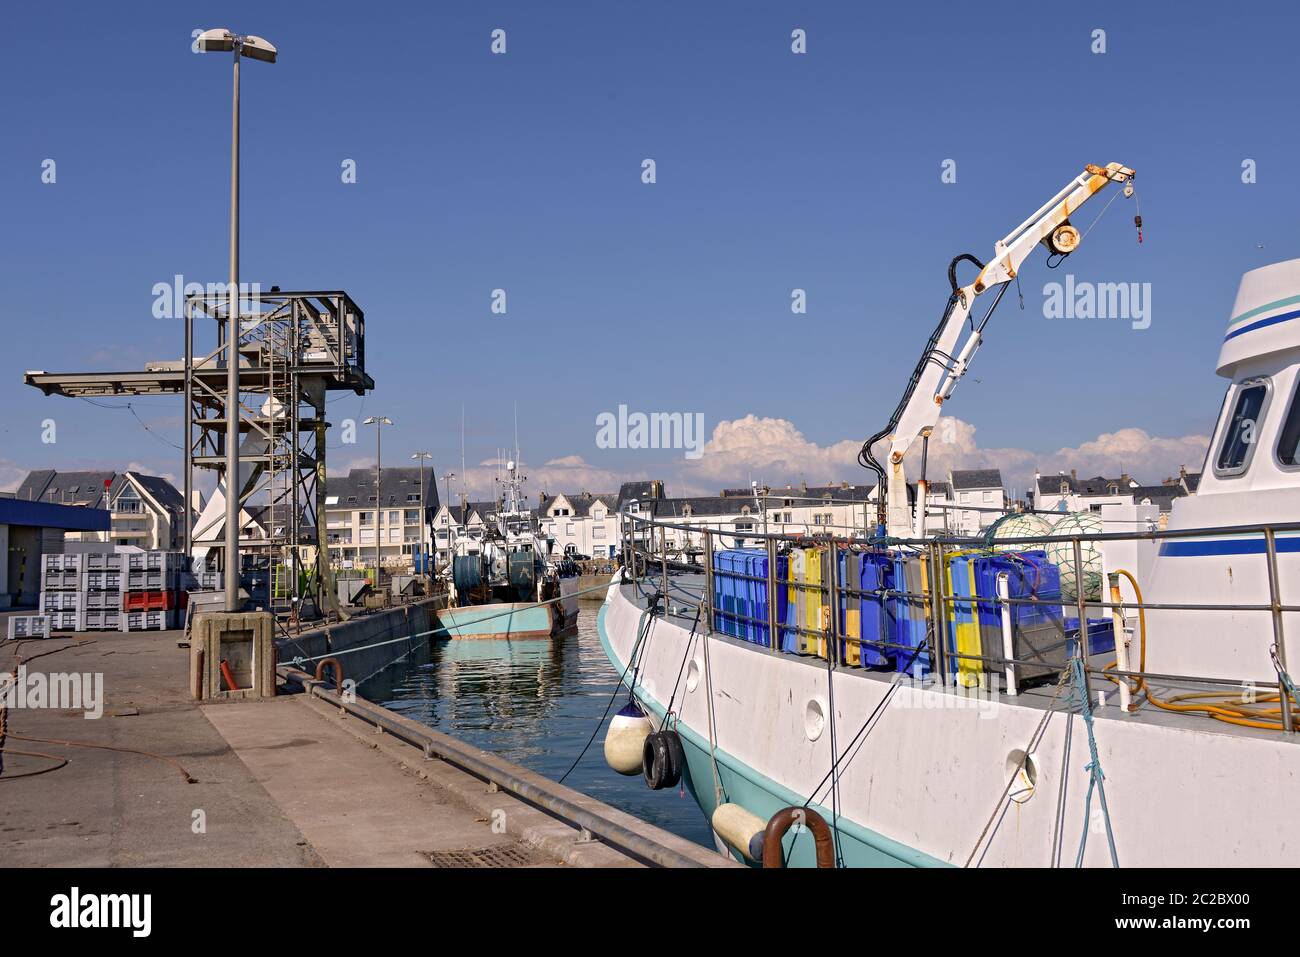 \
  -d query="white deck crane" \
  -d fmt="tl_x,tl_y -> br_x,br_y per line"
859,162 -> 1137,538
